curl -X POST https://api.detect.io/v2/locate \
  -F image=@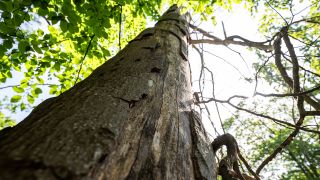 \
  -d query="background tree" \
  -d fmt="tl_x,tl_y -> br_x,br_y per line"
190,0 -> 320,178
